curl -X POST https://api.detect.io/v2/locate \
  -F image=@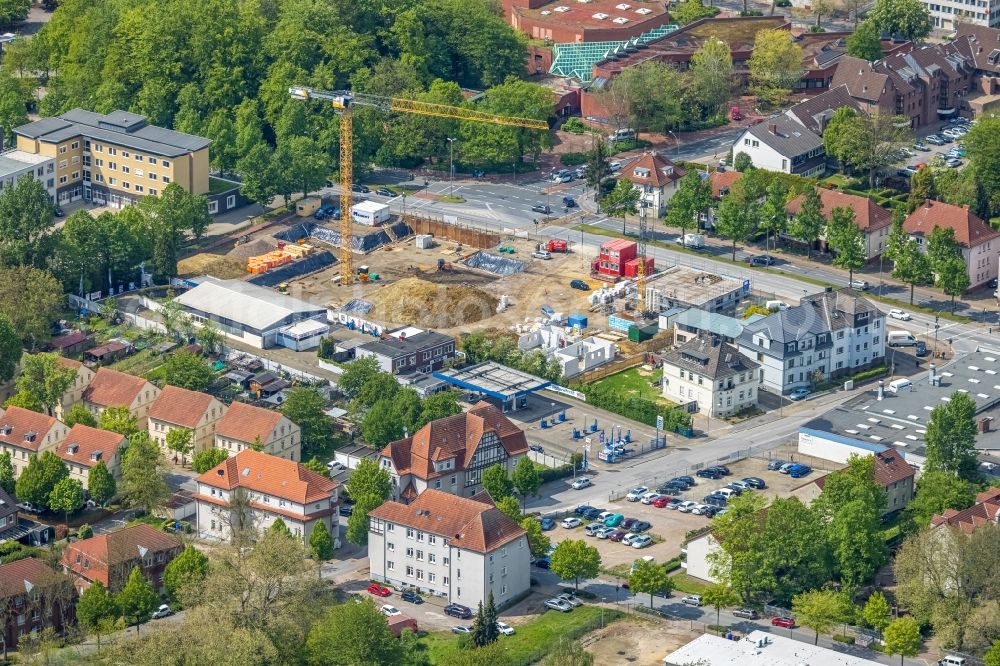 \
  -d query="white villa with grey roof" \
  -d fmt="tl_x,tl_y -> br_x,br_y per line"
738,288 -> 885,395
732,115 -> 826,177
